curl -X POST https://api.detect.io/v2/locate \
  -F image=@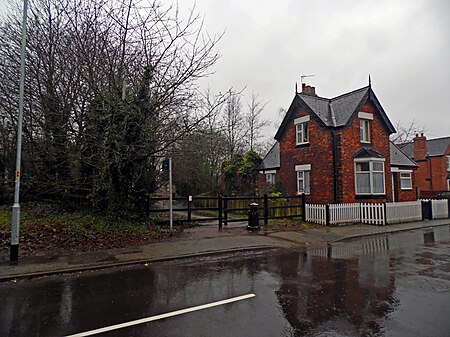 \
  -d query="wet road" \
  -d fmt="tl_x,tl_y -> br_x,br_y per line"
1,225 -> 449,337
